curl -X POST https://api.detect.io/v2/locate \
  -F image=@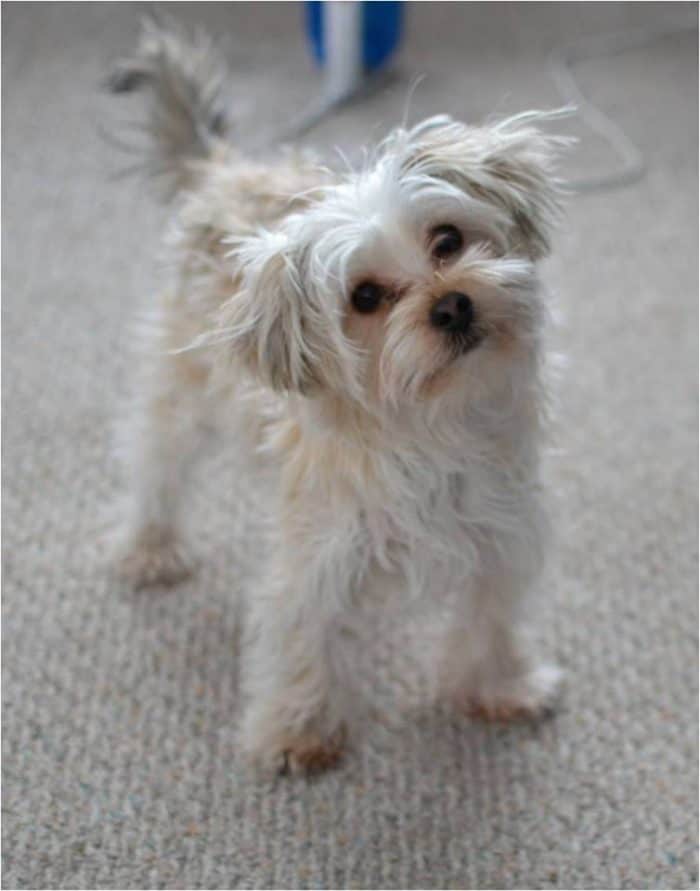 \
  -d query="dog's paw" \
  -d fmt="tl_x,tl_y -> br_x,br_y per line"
280,730 -> 346,775
112,525 -> 194,589
464,663 -> 563,723
239,713 -> 346,776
